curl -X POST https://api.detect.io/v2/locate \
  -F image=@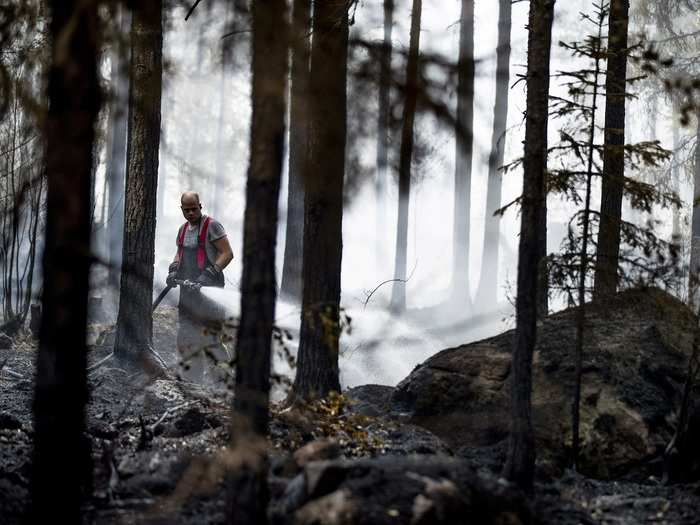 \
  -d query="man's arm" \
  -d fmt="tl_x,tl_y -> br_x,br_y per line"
212,236 -> 233,271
